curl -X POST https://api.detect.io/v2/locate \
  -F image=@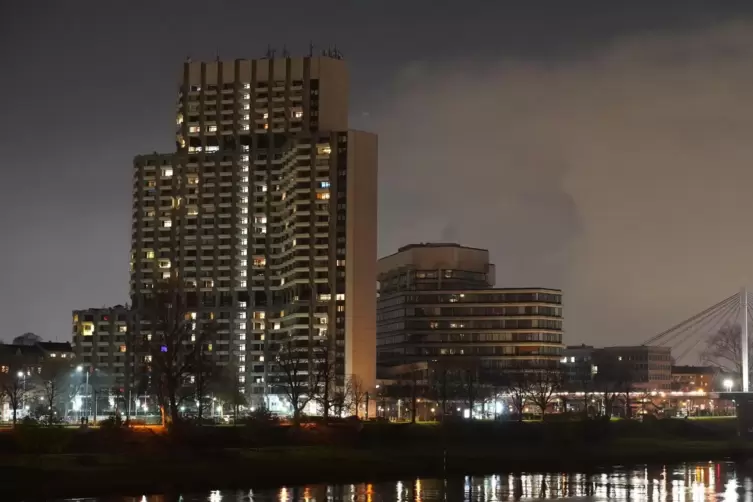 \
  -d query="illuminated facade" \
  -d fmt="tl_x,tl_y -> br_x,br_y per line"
377,243 -> 564,378
130,55 -> 378,409
71,306 -> 130,388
